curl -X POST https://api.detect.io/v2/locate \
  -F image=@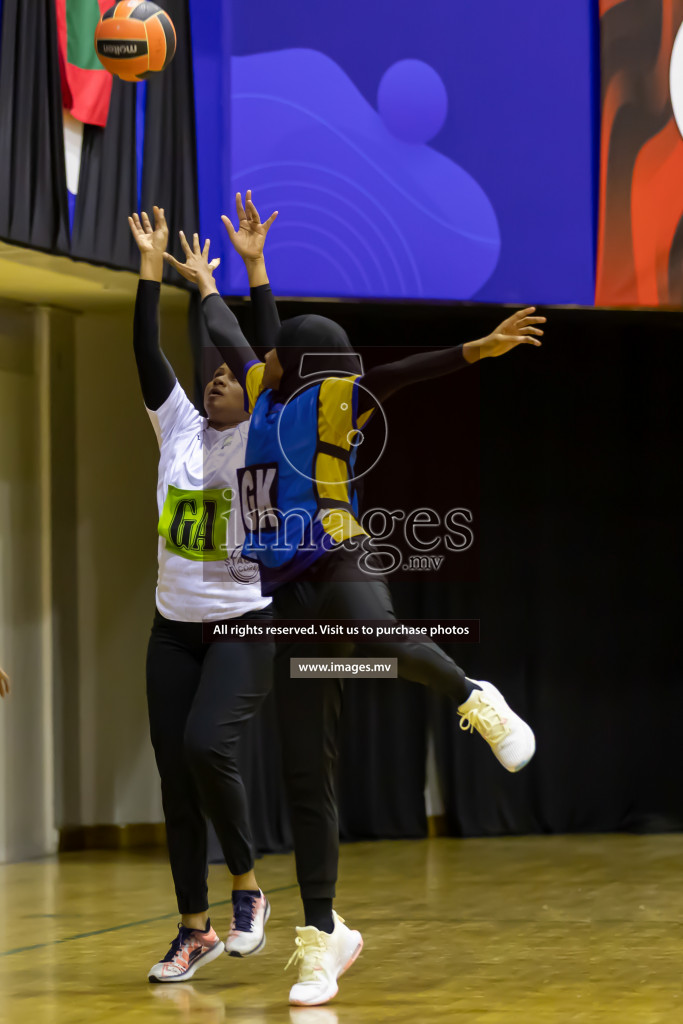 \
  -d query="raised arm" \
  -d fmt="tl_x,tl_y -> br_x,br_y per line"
357,307 -> 546,415
222,191 -> 281,351
164,227 -> 258,383
128,207 -> 176,411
